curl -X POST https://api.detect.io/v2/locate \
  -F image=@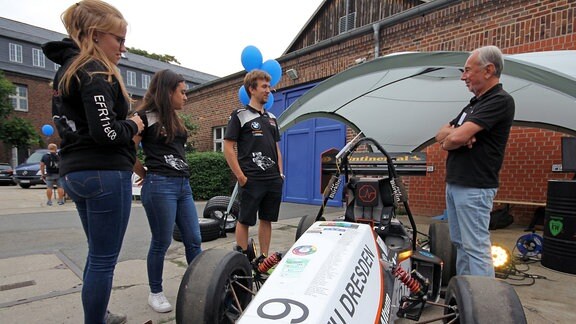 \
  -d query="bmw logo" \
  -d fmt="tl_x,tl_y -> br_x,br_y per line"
251,121 -> 261,130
